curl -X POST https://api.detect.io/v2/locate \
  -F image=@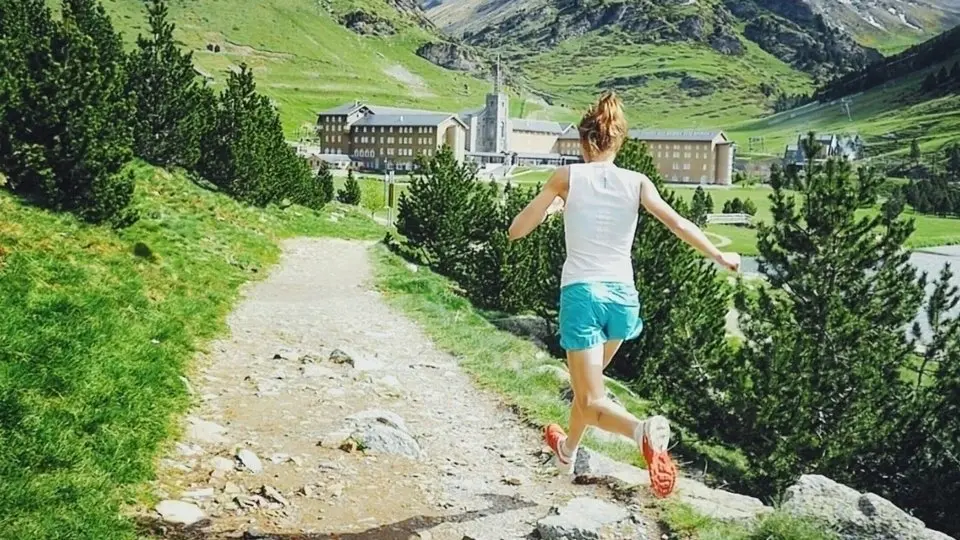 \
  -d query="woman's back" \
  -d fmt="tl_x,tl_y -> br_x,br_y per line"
561,161 -> 643,287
